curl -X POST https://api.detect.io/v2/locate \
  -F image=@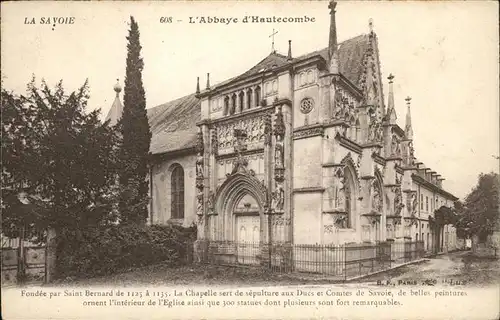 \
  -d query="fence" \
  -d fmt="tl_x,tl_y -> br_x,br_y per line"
207,240 -> 425,280
2,245 -> 46,286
